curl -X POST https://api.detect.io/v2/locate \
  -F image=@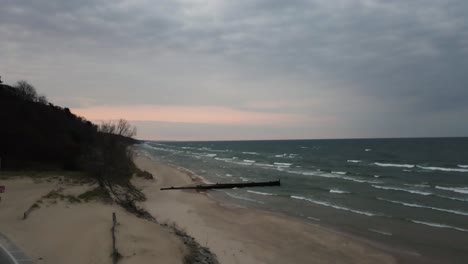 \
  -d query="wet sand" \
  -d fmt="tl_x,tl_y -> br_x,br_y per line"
134,154 -> 398,264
